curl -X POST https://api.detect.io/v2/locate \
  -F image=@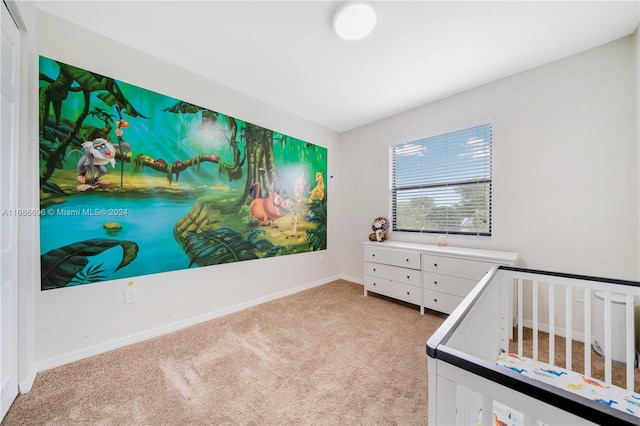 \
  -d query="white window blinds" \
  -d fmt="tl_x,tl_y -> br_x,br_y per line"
390,123 -> 492,236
